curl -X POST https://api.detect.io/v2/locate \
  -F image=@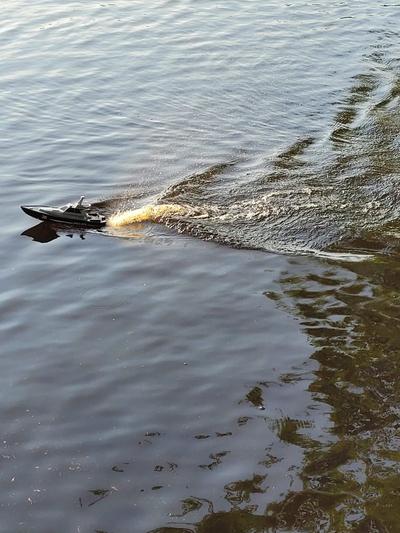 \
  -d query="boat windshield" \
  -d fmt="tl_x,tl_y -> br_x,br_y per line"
61,204 -> 81,213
